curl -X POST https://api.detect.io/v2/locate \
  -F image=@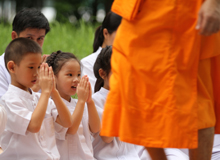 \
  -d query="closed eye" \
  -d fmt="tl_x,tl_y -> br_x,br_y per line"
29,67 -> 34,69
27,37 -> 33,40
38,37 -> 44,41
